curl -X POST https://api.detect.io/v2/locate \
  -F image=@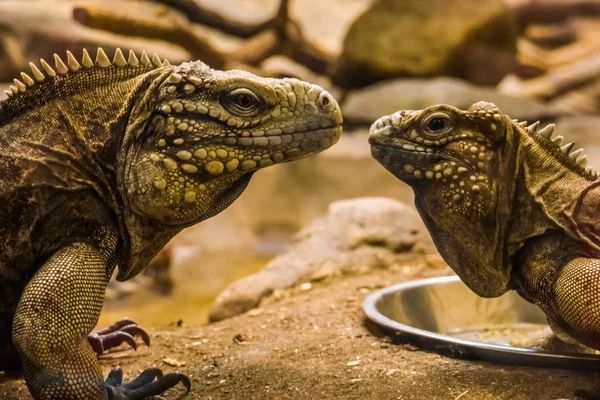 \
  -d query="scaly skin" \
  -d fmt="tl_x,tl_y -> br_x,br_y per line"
368,102 -> 600,357
0,47 -> 342,399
